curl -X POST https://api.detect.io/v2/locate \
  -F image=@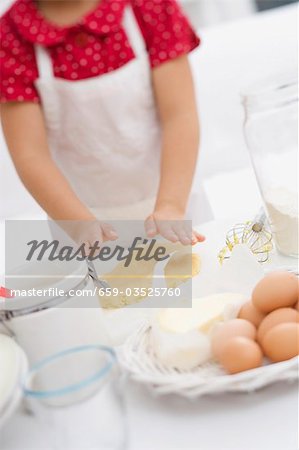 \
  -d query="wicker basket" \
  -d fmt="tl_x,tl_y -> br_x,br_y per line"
118,323 -> 298,399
